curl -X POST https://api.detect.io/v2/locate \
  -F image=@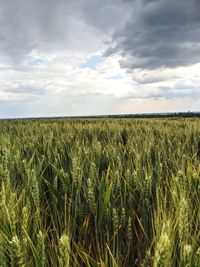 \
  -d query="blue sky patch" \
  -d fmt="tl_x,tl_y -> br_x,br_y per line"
80,55 -> 104,70
108,74 -> 123,80
28,58 -> 44,66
